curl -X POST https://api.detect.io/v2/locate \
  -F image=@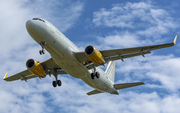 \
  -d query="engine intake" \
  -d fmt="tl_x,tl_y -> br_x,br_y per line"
85,45 -> 94,56
26,59 -> 36,69
85,45 -> 105,64
26,59 -> 45,77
